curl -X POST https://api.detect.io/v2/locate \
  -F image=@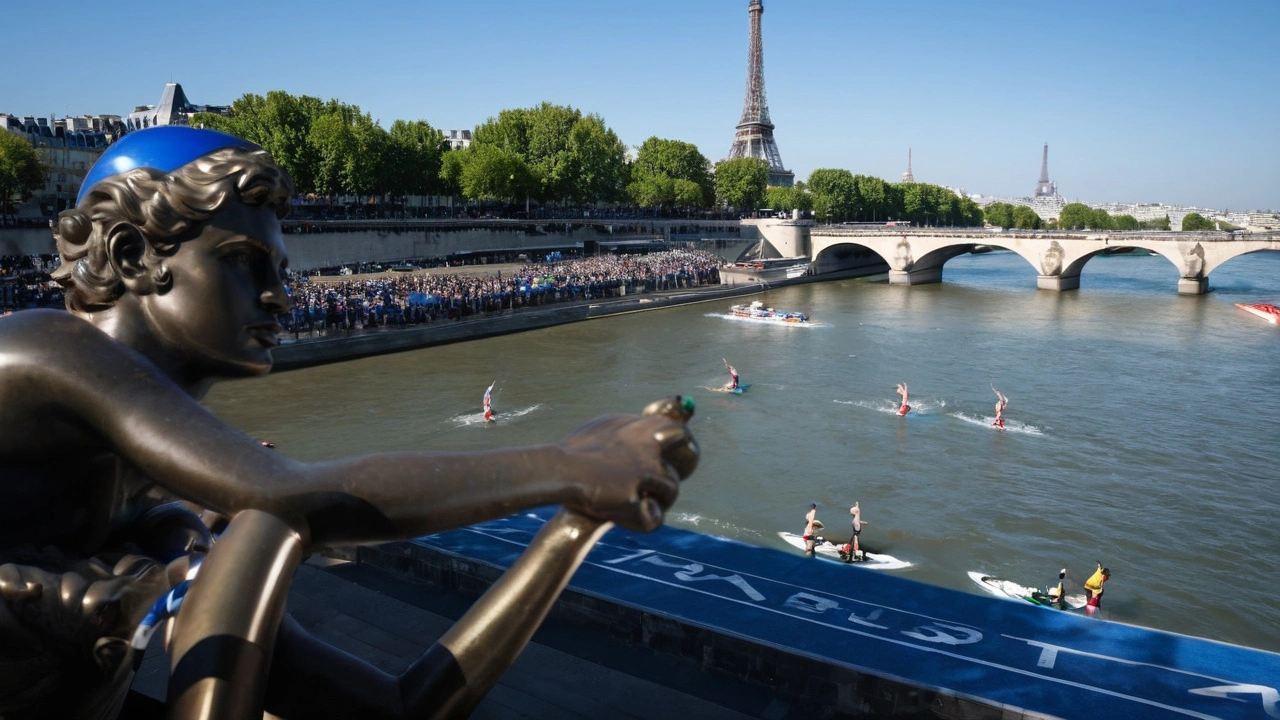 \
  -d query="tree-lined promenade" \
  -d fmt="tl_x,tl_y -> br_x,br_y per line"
181,90 -> 993,228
